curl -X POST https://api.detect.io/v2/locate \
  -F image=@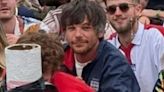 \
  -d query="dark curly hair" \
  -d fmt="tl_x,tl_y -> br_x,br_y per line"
16,32 -> 64,74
